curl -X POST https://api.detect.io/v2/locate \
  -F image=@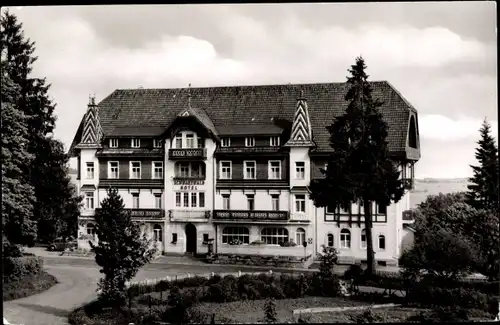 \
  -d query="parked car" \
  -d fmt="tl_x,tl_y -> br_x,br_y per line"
48,238 -> 77,251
